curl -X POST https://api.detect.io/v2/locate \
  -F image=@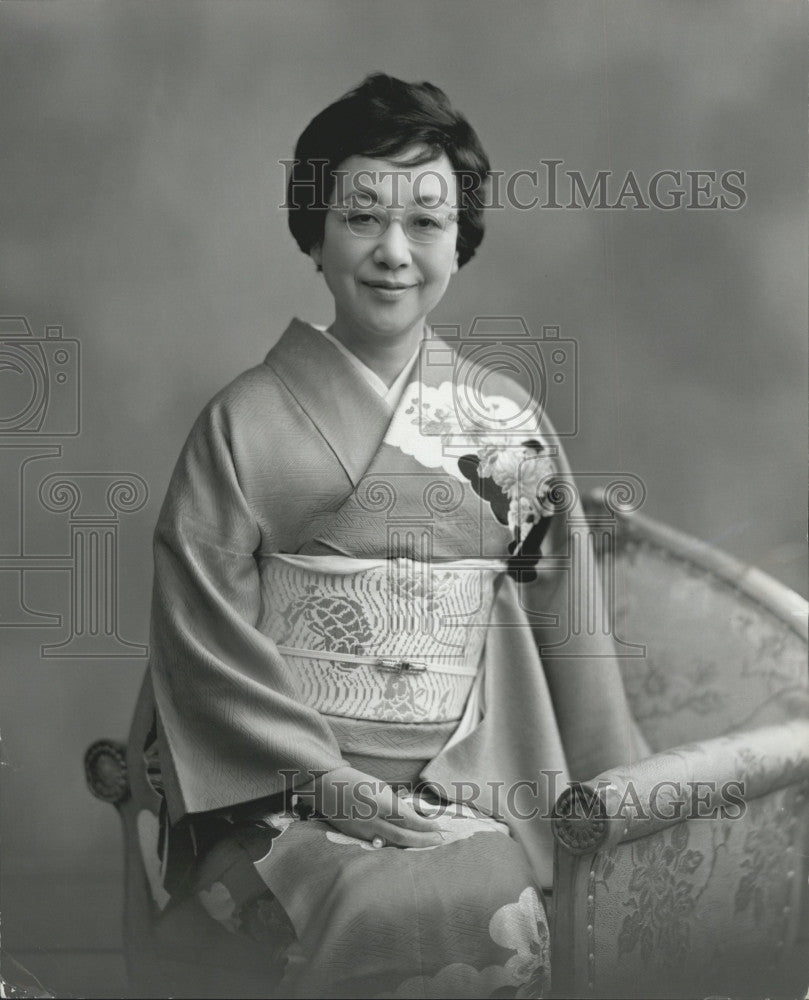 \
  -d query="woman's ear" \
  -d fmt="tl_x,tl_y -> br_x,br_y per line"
451,251 -> 460,275
310,243 -> 323,270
